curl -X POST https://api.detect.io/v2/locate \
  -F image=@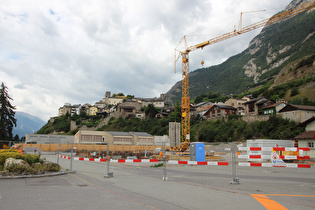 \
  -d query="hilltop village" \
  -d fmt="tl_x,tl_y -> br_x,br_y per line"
58,91 -> 315,124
